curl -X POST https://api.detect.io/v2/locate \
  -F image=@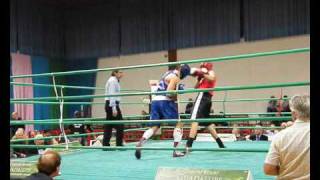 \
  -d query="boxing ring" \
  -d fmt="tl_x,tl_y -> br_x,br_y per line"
10,47 -> 310,179
12,141 -> 271,180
